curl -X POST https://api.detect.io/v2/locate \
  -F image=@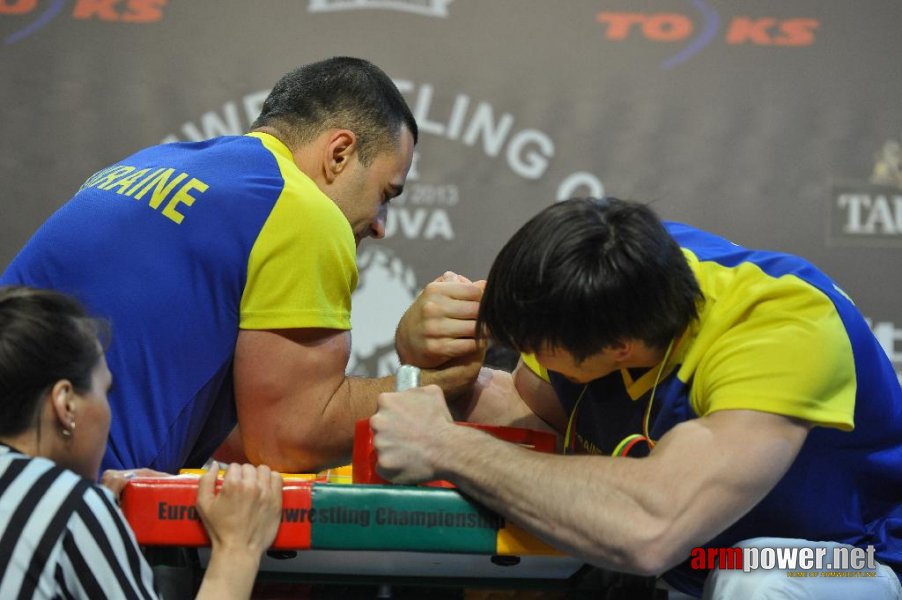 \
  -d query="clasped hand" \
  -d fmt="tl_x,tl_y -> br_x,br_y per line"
371,385 -> 455,484
395,271 -> 486,368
